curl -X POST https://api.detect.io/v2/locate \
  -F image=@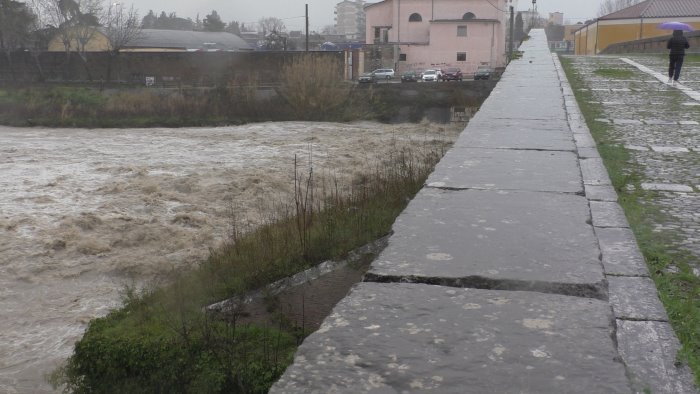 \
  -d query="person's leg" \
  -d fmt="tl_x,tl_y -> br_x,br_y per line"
669,55 -> 676,80
674,55 -> 685,81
